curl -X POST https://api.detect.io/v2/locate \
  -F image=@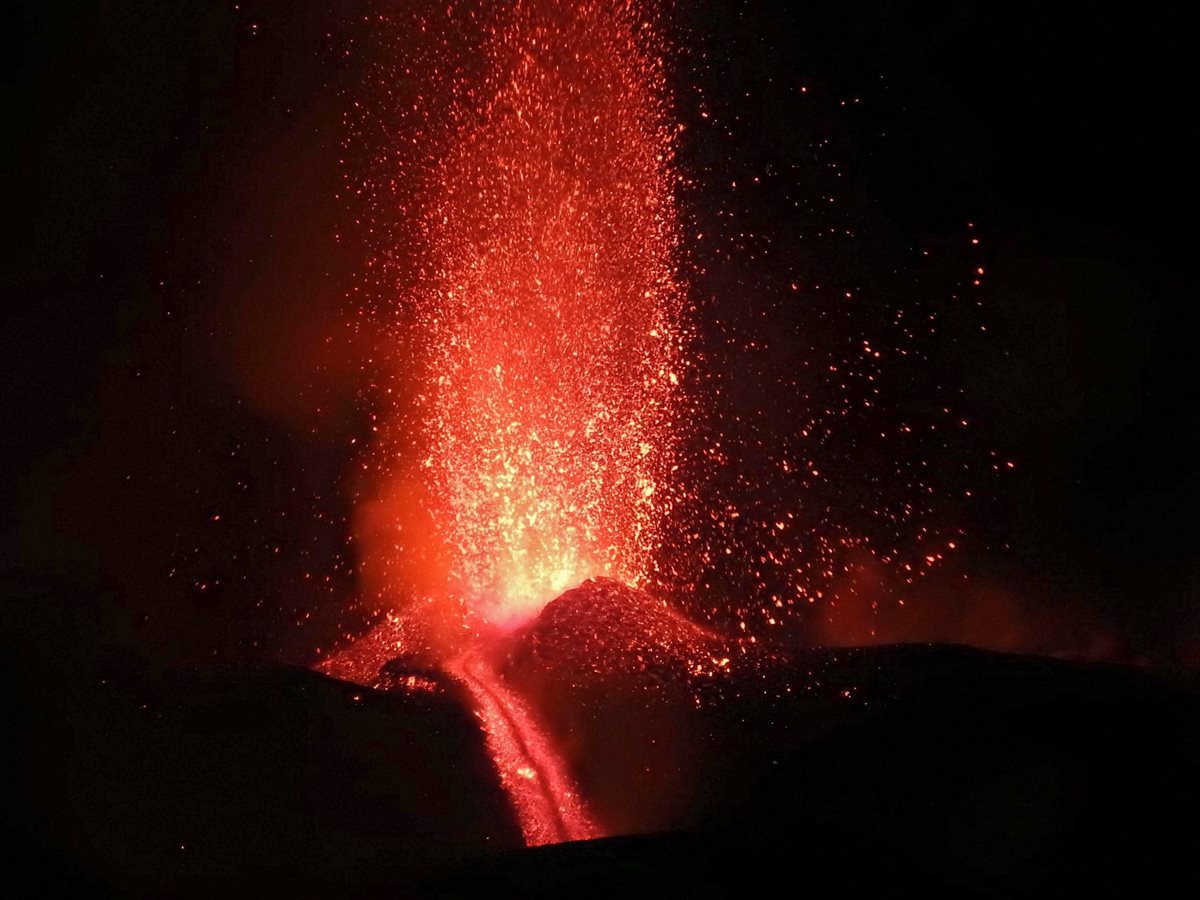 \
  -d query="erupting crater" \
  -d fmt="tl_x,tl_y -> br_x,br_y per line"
319,576 -> 806,843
